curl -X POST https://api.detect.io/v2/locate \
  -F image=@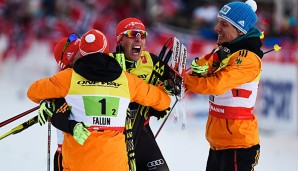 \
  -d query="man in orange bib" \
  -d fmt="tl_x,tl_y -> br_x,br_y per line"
27,29 -> 171,171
